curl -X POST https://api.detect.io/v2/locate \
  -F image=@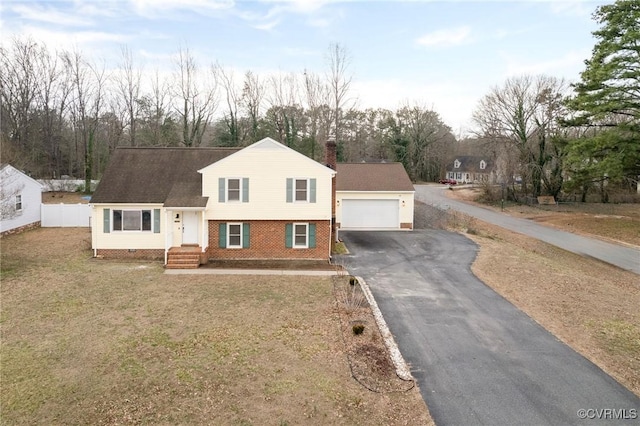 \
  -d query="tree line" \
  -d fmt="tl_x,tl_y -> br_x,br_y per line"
1,1 -> 638,202
0,40 -> 455,191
